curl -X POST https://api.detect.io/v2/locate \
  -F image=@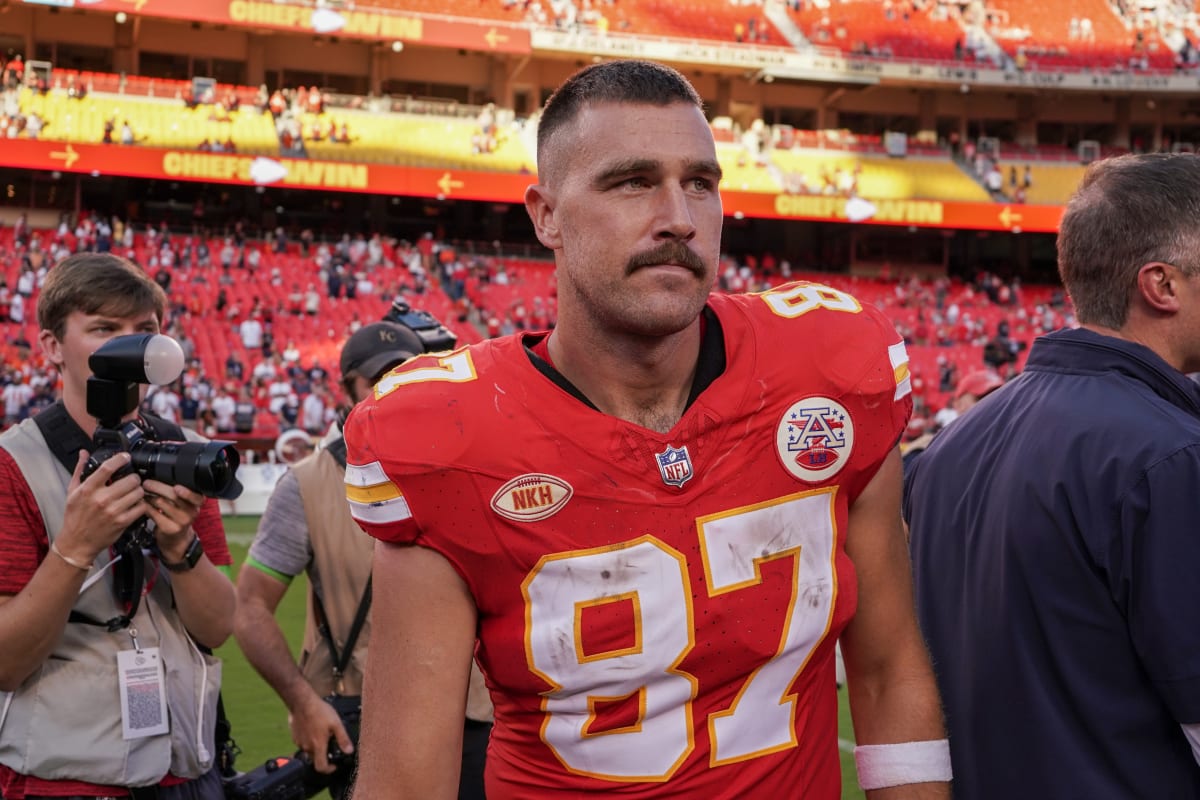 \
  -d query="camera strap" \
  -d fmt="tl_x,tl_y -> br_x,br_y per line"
311,575 -> 372,686
34,402 -> 153,632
